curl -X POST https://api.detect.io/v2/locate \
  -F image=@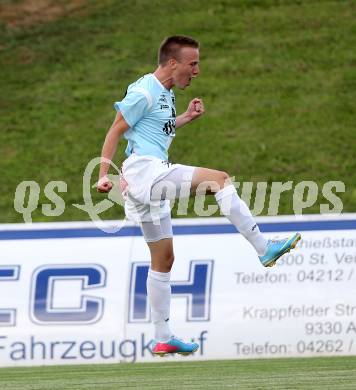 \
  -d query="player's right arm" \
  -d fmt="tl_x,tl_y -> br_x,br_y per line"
97,112 -> 129,193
